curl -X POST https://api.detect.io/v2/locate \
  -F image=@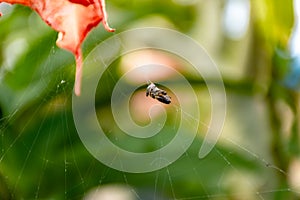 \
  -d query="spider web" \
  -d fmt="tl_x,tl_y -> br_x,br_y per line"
0,7 -> 299,200
1,80 -> 296,200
